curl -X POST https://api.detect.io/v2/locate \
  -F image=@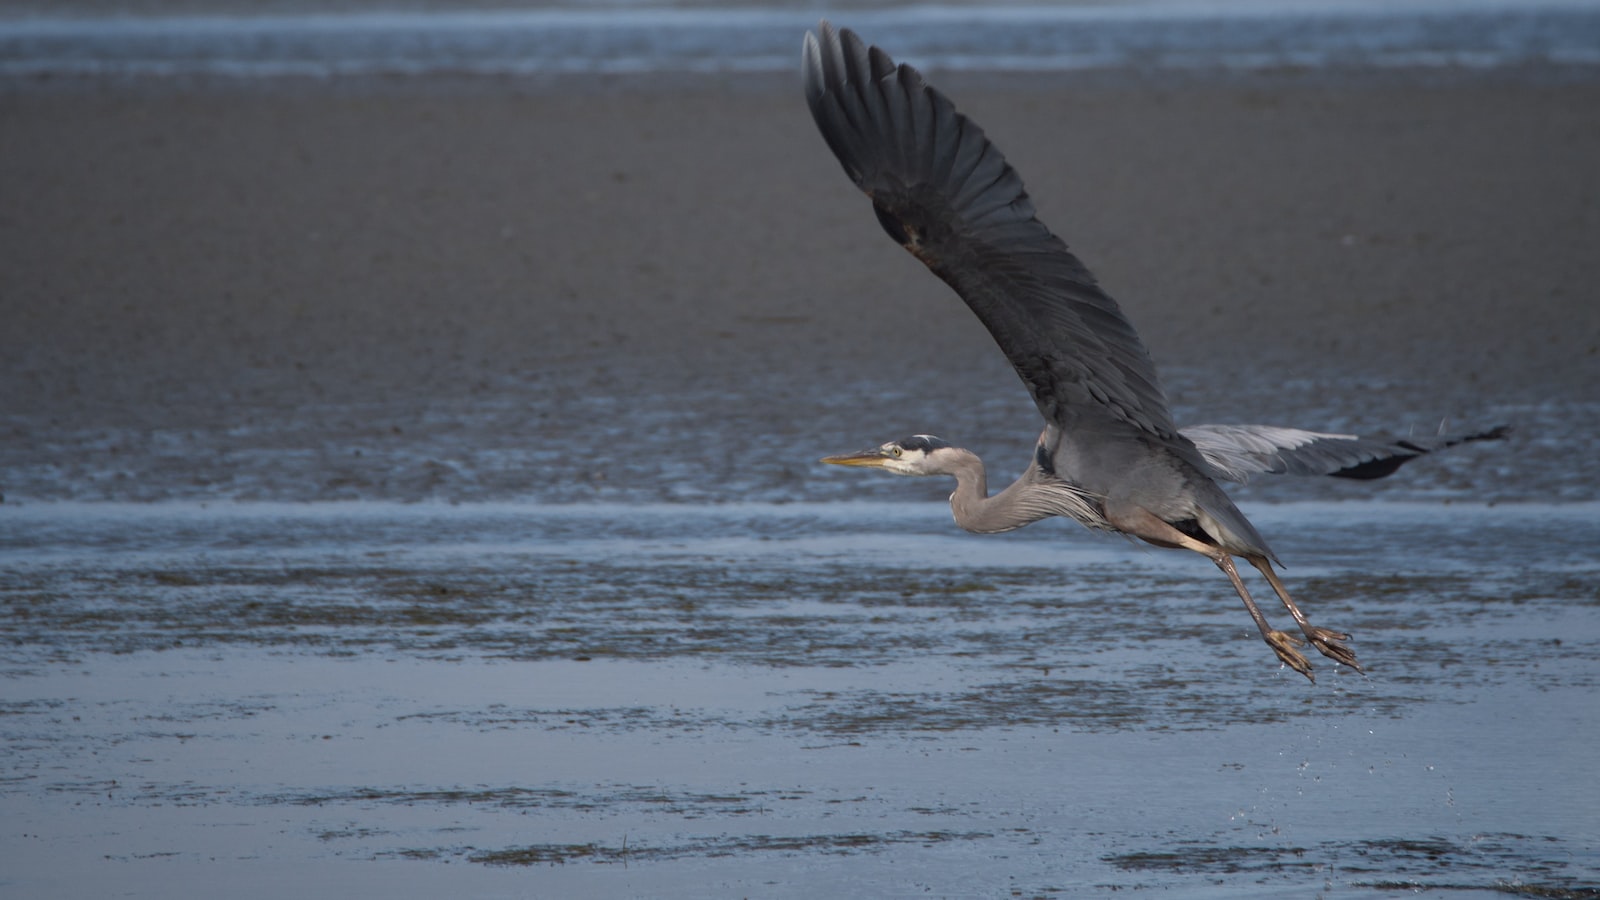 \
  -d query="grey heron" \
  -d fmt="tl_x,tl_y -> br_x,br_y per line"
803,23 -> 1507,680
